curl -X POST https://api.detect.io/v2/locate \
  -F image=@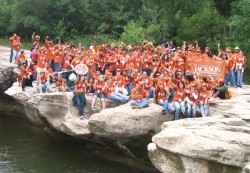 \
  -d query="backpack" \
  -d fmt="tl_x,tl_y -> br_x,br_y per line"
225,89 -> 233,99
